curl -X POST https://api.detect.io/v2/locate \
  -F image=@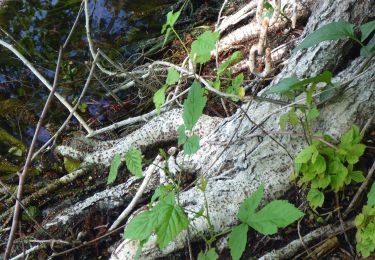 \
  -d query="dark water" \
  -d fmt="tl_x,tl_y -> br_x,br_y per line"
0,0 -> 175,148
